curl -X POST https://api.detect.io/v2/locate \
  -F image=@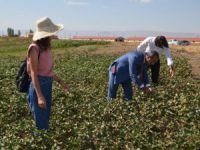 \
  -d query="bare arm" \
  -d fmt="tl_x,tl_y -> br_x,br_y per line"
53,73 -> 70,92
165,47 -> 174,77
29,48 -> 46,109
